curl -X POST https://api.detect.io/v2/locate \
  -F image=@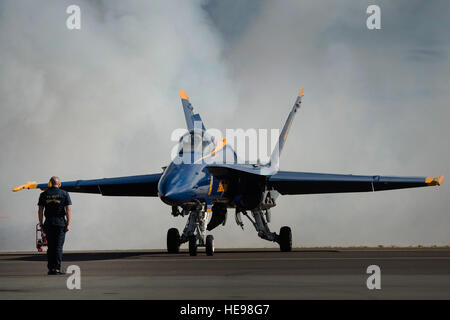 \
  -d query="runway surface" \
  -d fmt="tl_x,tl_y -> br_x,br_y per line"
1,248 -> 450,299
